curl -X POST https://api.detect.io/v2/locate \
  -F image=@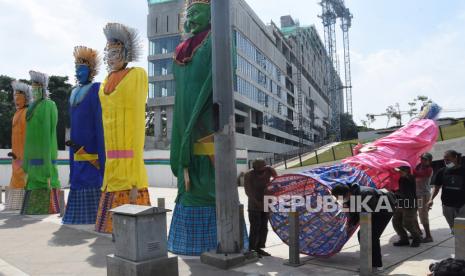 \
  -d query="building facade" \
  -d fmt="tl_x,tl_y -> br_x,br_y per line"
146,0 -> 343,158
